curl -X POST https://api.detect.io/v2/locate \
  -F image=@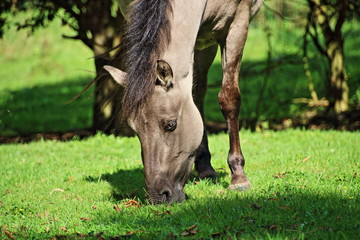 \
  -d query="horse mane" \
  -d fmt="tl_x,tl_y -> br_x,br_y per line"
120,0 -> 172,118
